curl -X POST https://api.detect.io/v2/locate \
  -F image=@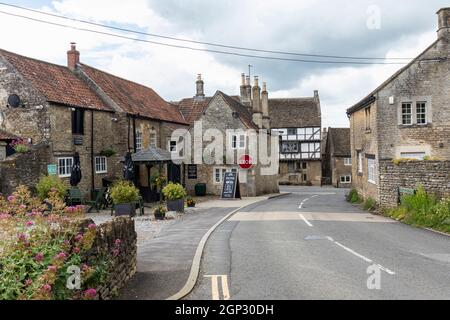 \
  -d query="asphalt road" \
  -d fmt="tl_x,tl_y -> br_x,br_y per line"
186,186 -> 450,300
